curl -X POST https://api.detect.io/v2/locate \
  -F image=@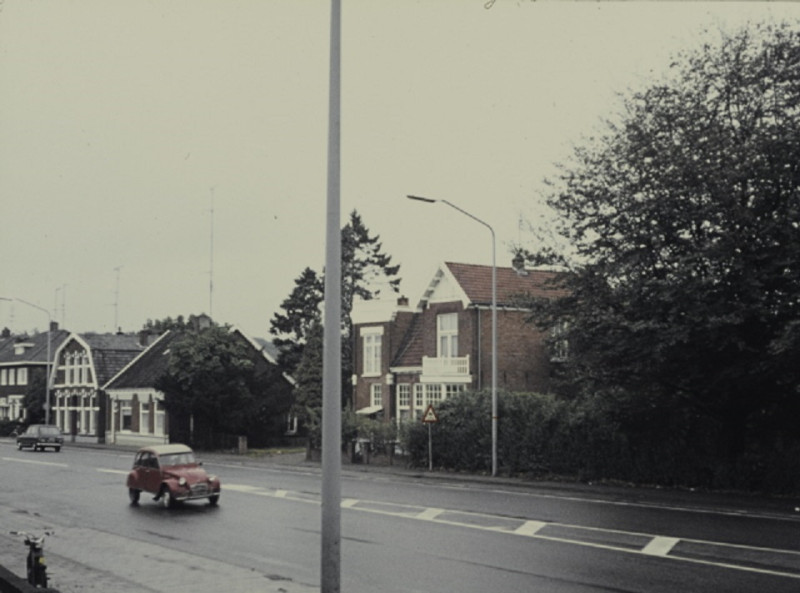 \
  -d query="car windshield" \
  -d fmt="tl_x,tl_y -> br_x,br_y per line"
159,452 -> 196,467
